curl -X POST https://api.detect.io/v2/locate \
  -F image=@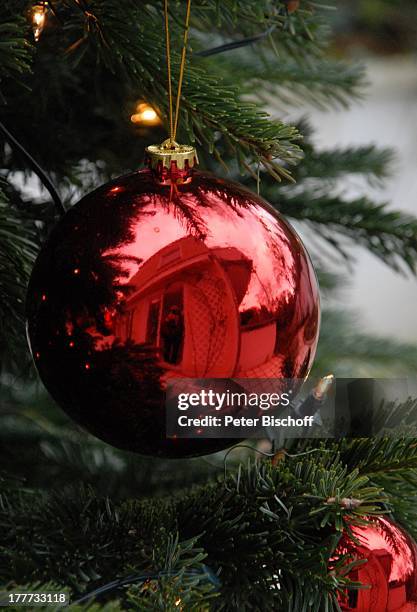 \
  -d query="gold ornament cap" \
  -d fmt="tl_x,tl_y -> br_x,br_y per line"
145,139 -> 198,185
